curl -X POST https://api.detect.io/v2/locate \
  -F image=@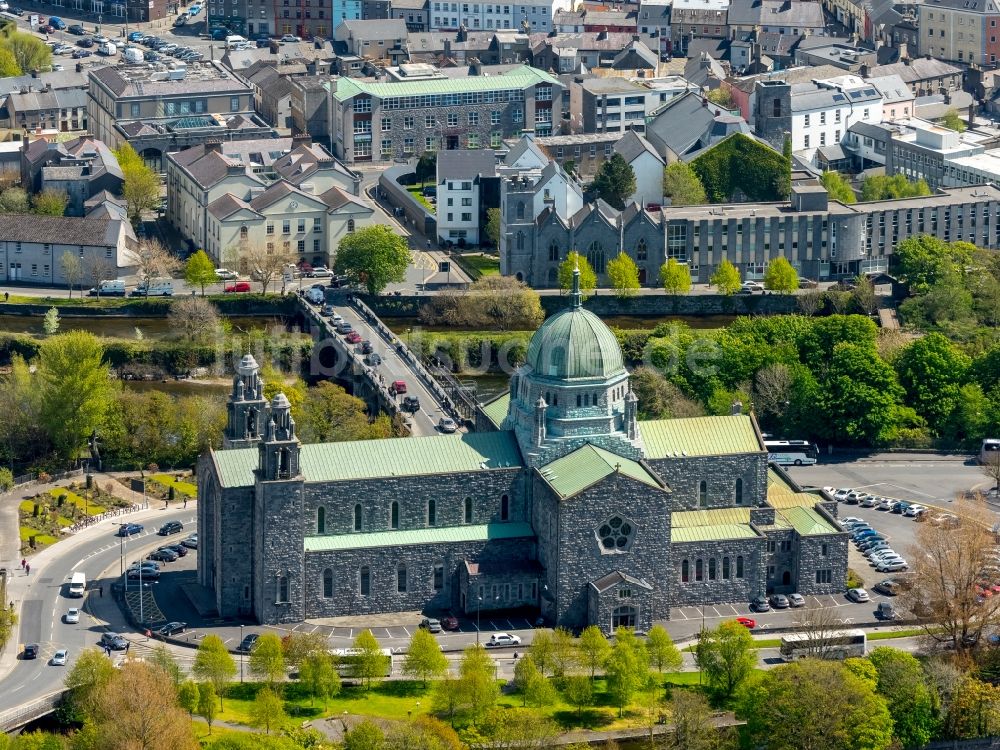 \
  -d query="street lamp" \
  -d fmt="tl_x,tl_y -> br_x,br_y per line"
476,595 -> 482,645
240,624 -> 245,683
